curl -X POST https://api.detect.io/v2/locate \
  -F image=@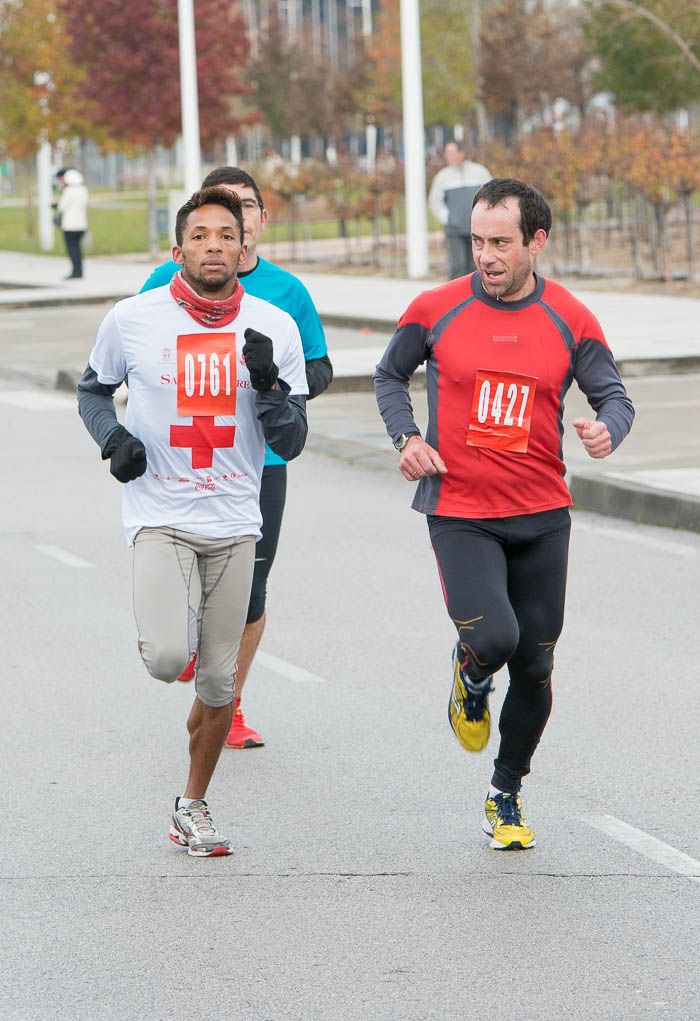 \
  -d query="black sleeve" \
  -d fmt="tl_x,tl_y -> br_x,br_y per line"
373,322 -> 431,442
77,364 -> 123,456
574,339 -> 635,451
254,378 -> 308,461
305,354 -> 333,399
